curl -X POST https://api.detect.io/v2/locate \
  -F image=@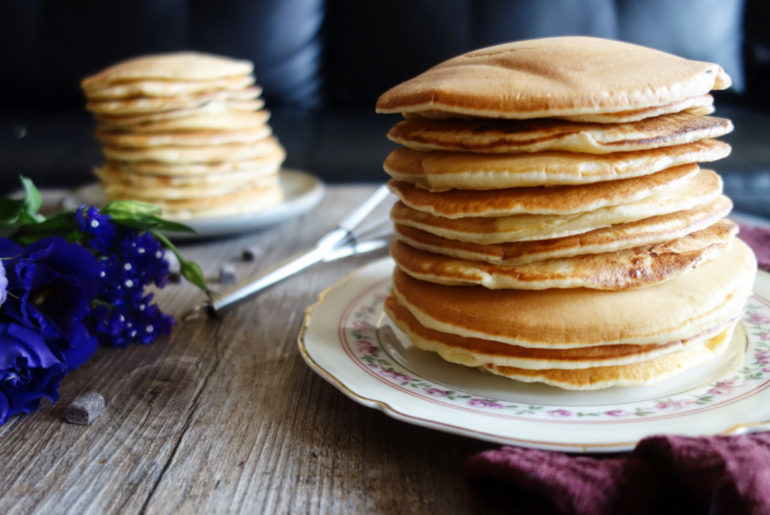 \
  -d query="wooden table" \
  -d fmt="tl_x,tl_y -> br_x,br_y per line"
0,185 -> 500,514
